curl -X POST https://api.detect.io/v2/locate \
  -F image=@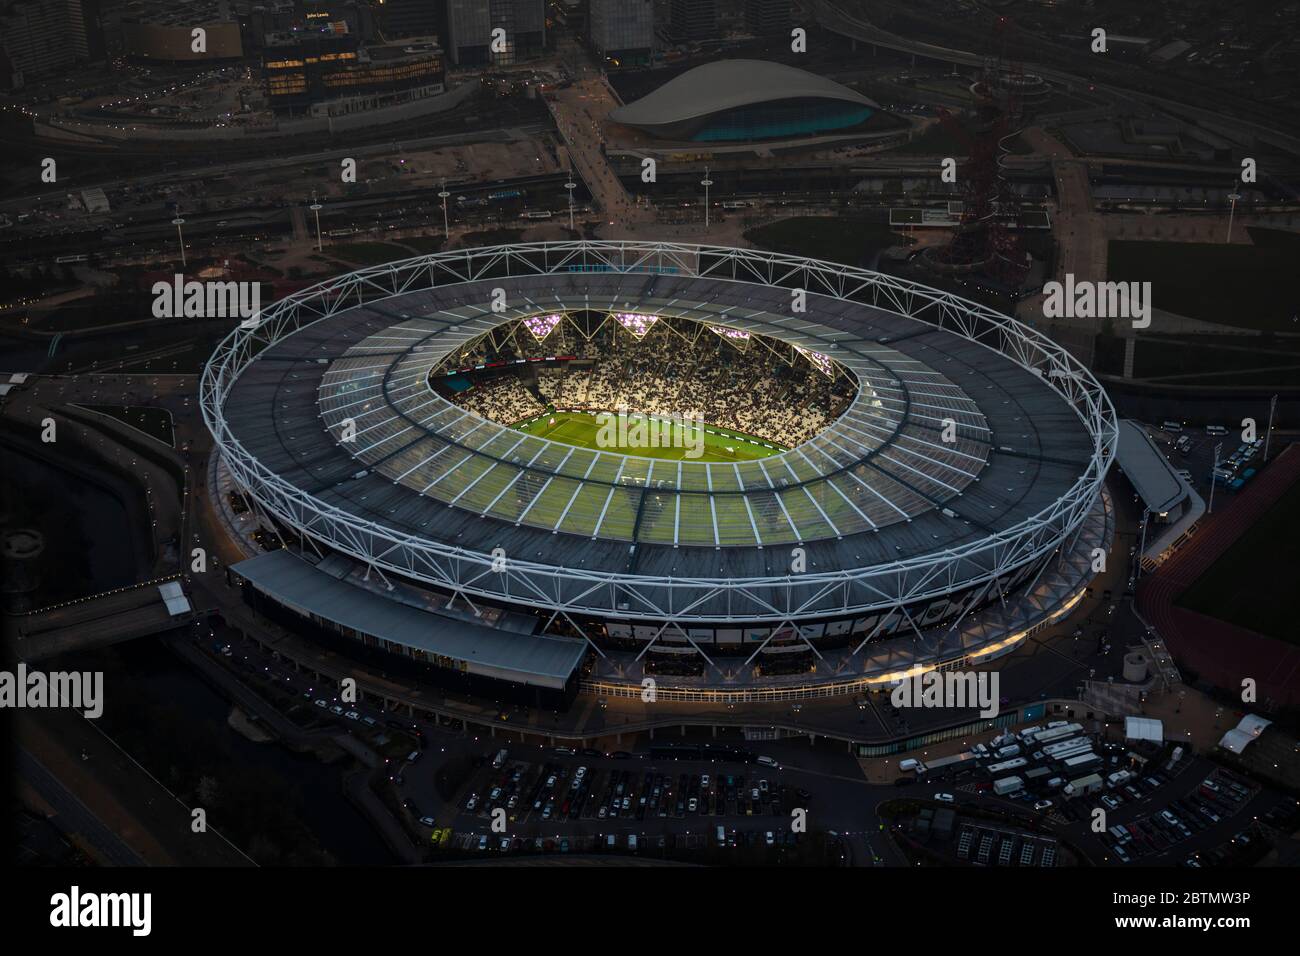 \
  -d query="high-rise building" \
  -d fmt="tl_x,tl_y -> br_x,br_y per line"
744,0 -> 790,37
117,0 -> 243,63
447,0 -> 545,66
588,0 -> 653,66
262,31 -> 445,115
380,0 -> 446,40
246,1 -> 379,49
668,0 -> 716,43
0,0 -> 104,88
